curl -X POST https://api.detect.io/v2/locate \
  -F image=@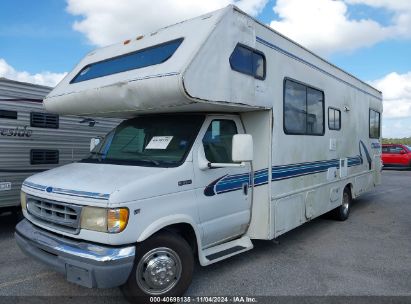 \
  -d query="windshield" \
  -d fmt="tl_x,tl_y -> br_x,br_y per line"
82,115 -> 205,167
